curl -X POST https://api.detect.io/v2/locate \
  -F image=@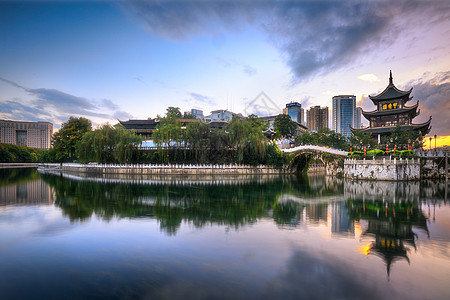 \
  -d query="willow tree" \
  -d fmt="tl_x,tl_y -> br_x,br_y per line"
185,121 -> 210,162
76,124 -> 141,163
153,107 -> 183,163
228,115 -> 267,163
